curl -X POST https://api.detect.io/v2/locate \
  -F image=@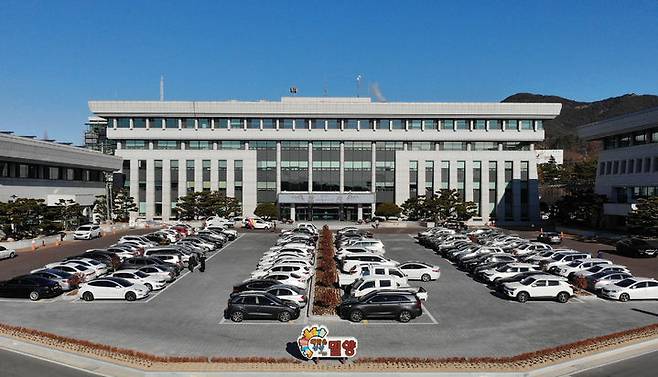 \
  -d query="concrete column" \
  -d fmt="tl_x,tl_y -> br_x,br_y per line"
194,159 -> 202,192
290,204 -> 296,221
528,159 -> 540,225
146,159 -> 155,220
464,160 -> 473,202
496,160 -> 506,222
308,142 -> 313,192
226,160 -> 235,198
242,156 -> 257,217
395,157 -> 410,205
416,160 -> 424,197
276,141 -> 282,193
371,142 -> 376,192
433,158 -> 440,195
162,160 -> 171,221
449,160 -> 458,191
481,160 -> 490,220
210,159 -> 219,191
512,160 -> 522,222
339,142 -> 345,192
129,159 -> 138,221
357,204 -> 363,221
